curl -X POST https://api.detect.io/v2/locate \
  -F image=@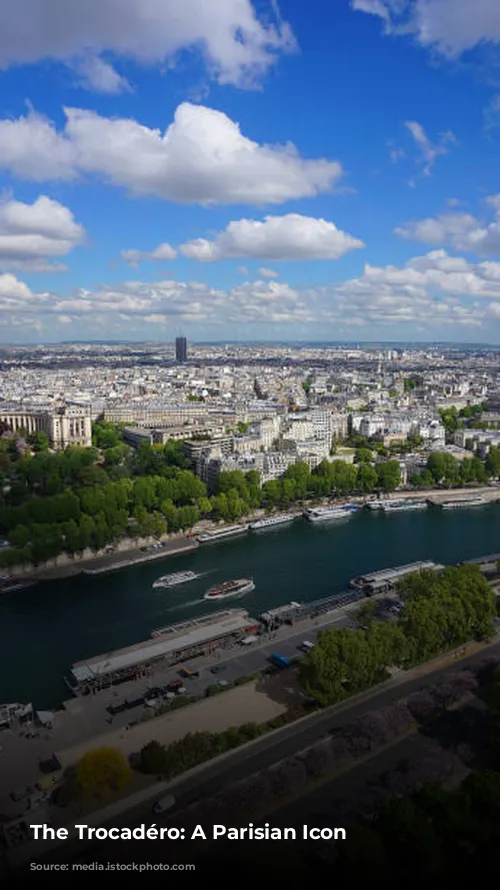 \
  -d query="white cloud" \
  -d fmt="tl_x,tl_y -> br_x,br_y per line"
0,194 -> 85,271
0,0 -> 294,91
75,55 -> 132,94
336,250 -> 500,308
0,111 -> 78,182
259,267 -> 279,278
0,273 -> 33,300
389,148 -> 405,163
405,121 -> 455,176
484,94 -> 500,130
6,249 -> 500,337
121,243 -> 177,268
0,103 -> 342,205
351,0 -> 500,58
395,196 -> 500,256
180,214 -> 363,261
